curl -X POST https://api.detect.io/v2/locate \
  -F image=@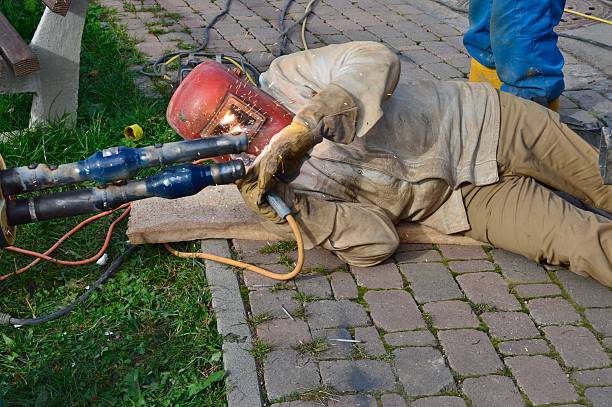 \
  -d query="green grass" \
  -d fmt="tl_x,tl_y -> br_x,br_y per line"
0,3 -> 226,405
